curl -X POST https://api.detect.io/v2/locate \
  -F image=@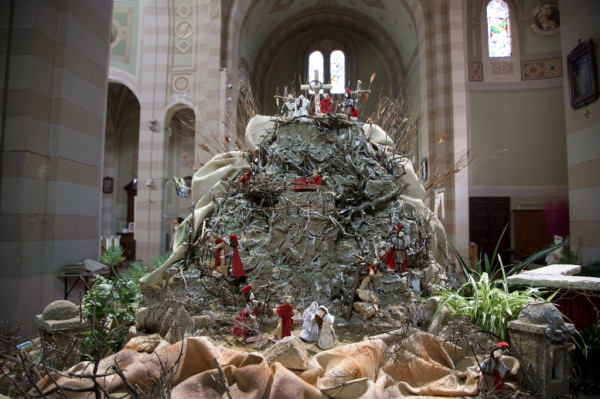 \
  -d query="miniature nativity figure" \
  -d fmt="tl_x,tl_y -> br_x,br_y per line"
311,305 -> 335,350
232,285 -> 263,340
342,88 -> 359,120
299,301 -> 319,342
281,94 -> 296,118
320,92 -> 333,114
353,259 -> 382,320
478,341 -> 517,392
295,169 -> 326,191
227,234 -> 246,282
274,295 -> 296,340
380,224 -> 410,275
295,94 -> 310,121
211,234 -> 228,276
